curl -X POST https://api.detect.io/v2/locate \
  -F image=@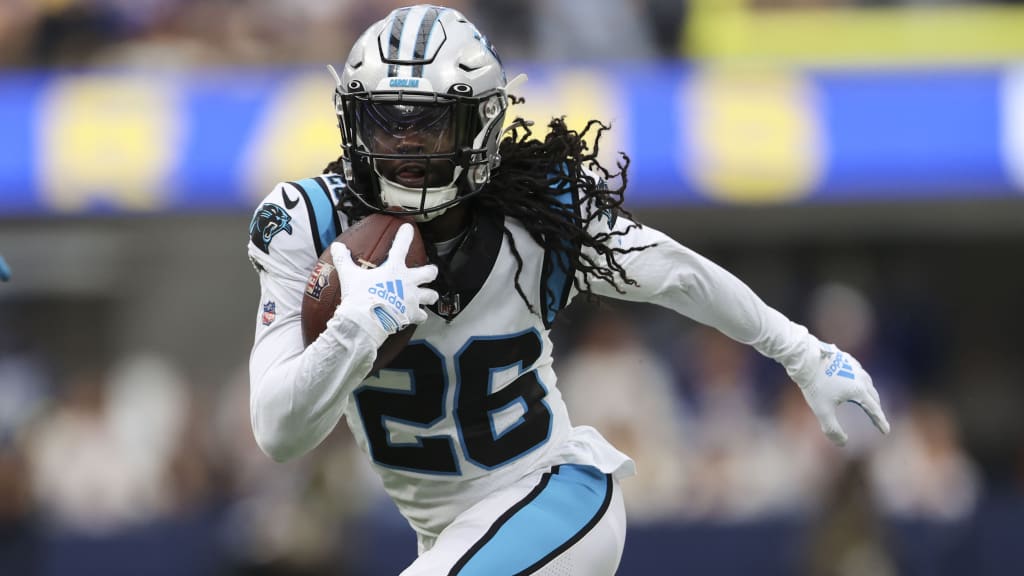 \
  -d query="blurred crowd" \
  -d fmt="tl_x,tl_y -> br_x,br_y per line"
0,0 -> 682,70
1,276 -> 1017,573
557,282 -> 984,526
0,345 -> 381,574
2,0 -> 1018,70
